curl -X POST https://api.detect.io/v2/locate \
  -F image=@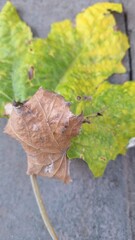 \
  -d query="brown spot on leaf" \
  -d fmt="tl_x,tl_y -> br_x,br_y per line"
82,119 -> 91,124
100,156 -> 106,161
77,95 -> 92,101
83,95 -> 92,101
4,88 -> 83,183
26,39 -> 32,45
28,66 -> 35,80
97,112 -> 103,116
77,96 -> 82,101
